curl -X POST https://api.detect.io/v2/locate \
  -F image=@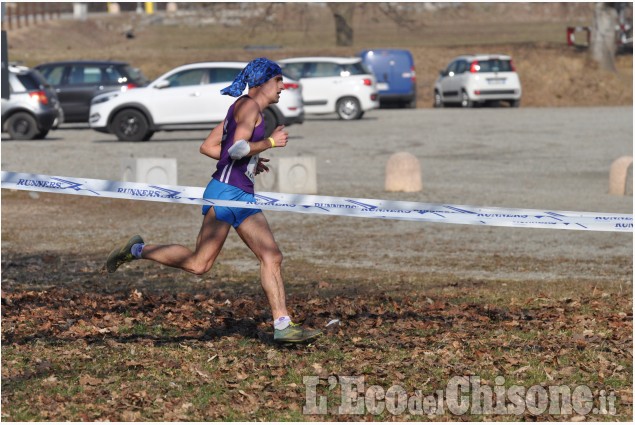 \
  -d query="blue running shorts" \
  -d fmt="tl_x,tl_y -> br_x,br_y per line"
202,179 -> 261,228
